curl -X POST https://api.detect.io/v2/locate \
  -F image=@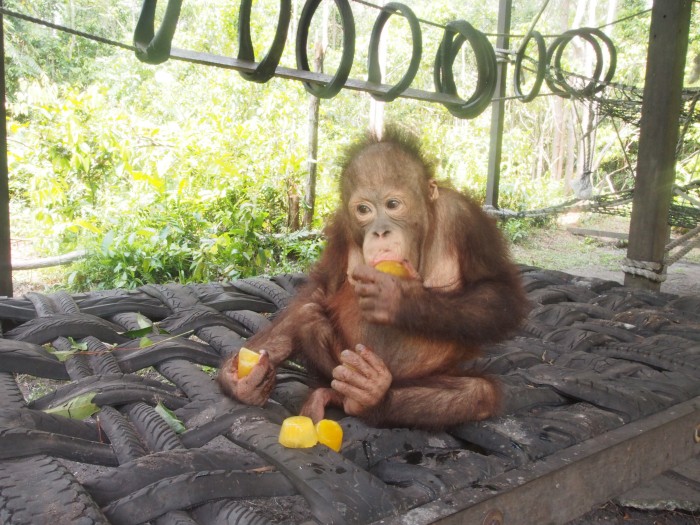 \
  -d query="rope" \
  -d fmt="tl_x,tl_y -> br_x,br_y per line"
621,224 -> 700,281
0,7 -> 136,52
620,258 -> 667,282
665,223 -> 700,266
593,8 -> 651,31
349,0 -> 446,31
